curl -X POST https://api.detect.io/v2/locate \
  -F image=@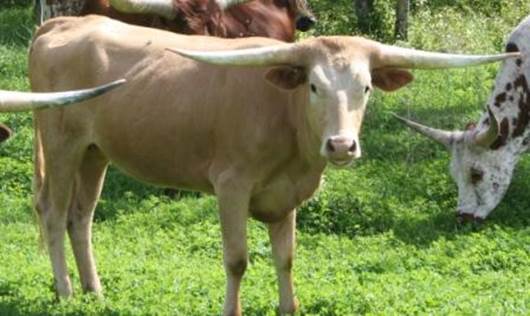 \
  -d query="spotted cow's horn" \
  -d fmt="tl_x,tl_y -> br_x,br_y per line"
473,107 -> 499,147
392,113 -> 463,148
376,43 -> 520,69
0,79 -> 126,112
109,0 -> 176,19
